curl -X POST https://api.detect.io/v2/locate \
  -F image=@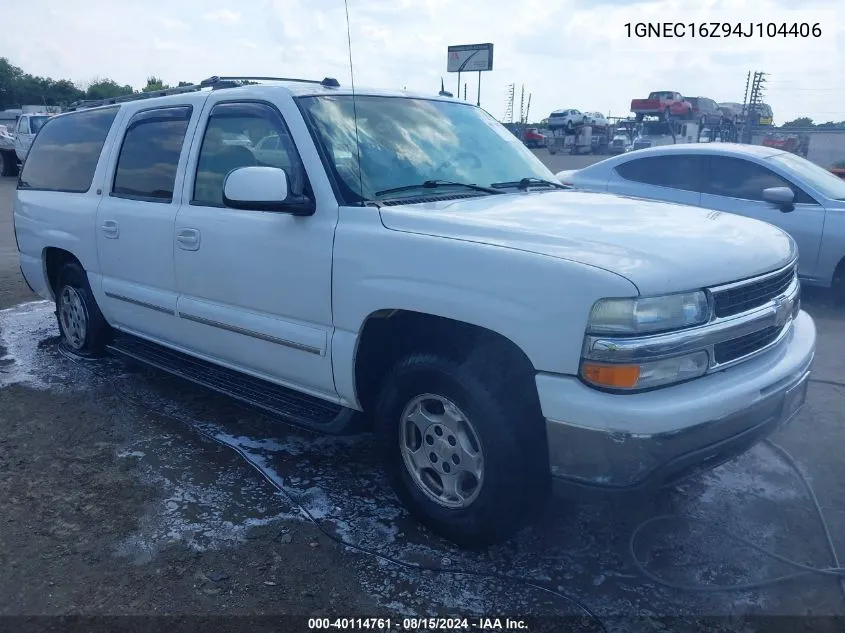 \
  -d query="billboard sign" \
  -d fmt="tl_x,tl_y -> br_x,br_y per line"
447,43 -> 494,73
